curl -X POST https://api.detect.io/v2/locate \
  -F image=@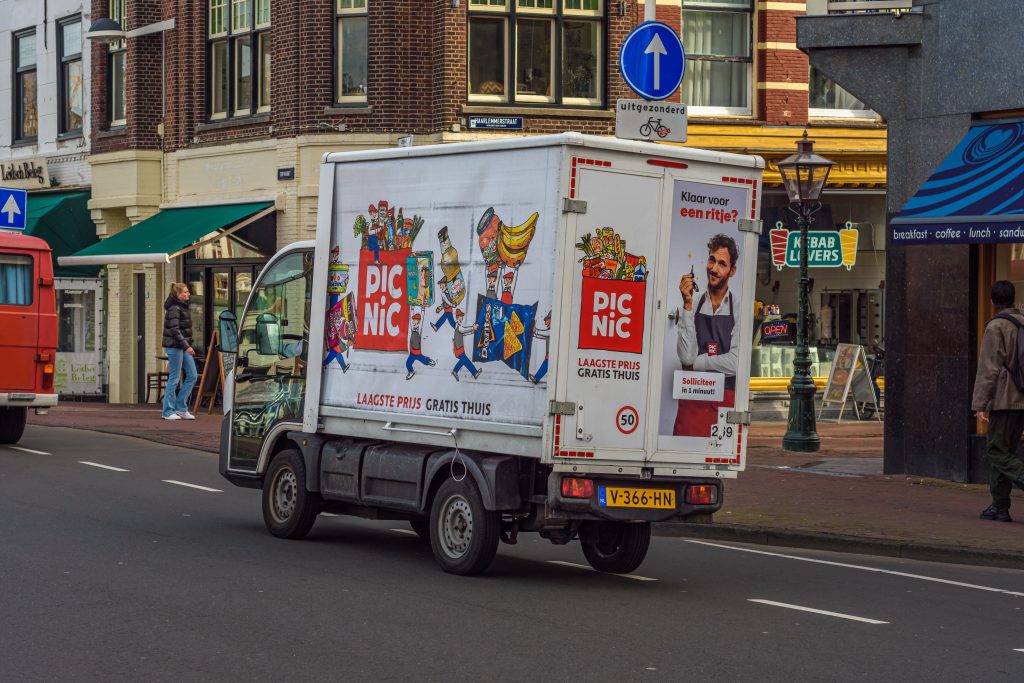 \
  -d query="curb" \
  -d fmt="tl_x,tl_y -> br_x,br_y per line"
654,522 -> 1024,571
